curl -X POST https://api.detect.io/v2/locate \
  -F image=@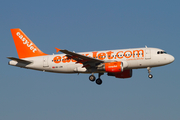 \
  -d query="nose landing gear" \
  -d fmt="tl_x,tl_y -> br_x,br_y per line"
147,67 -> 153,79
